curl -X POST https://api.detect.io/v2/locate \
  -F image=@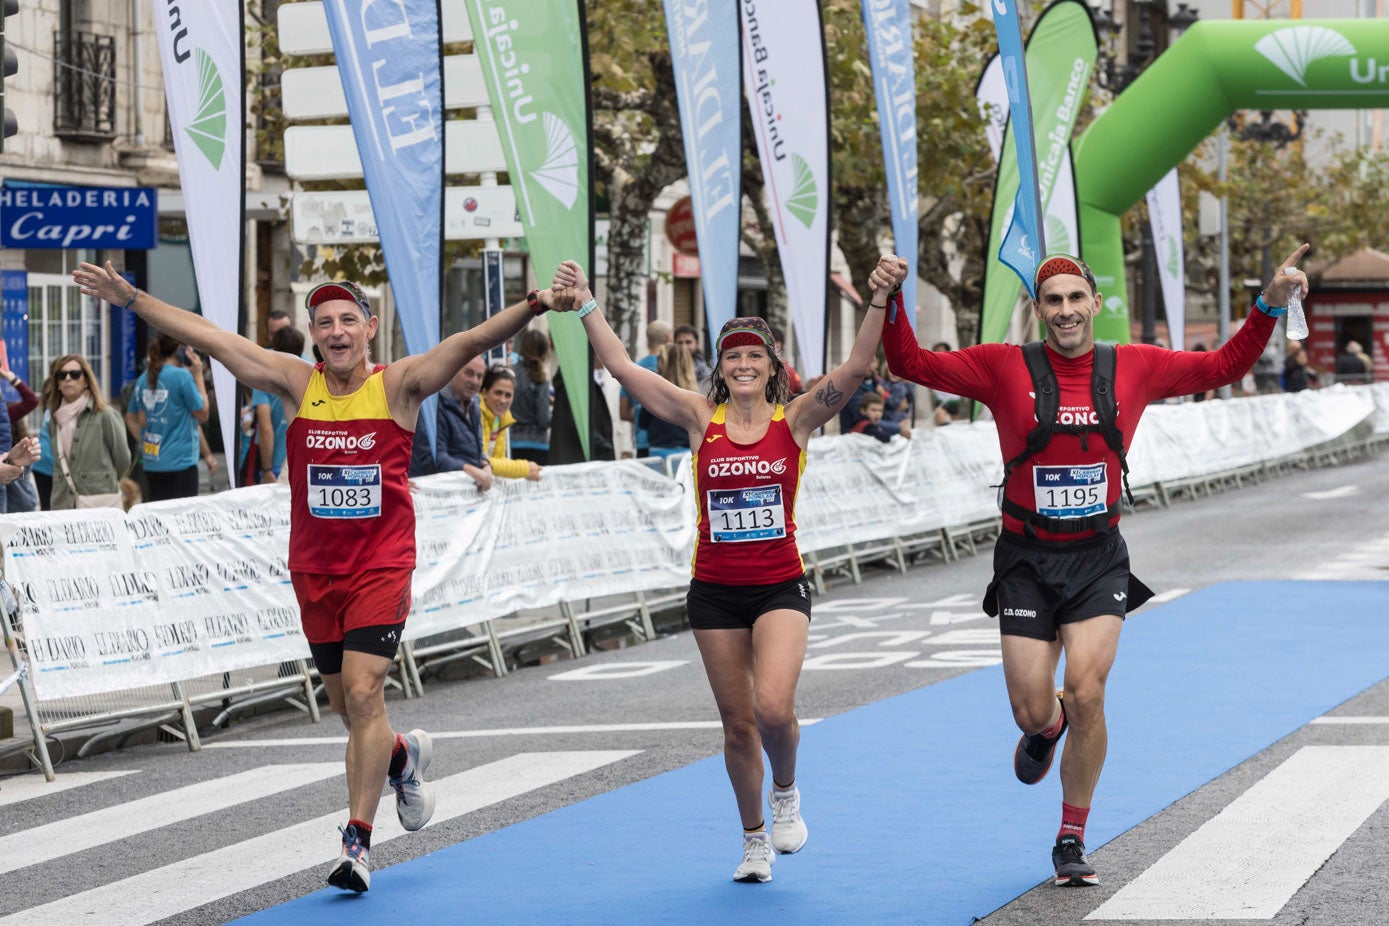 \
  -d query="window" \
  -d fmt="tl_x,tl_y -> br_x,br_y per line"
27,273 -> 109,397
